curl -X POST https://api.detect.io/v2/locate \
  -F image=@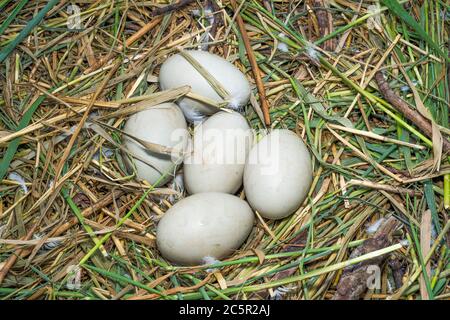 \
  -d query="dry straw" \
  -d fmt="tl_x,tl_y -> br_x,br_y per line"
0,0 -> 448,300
